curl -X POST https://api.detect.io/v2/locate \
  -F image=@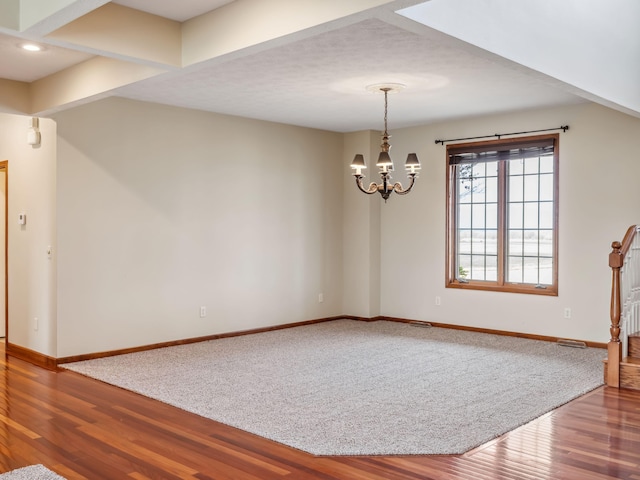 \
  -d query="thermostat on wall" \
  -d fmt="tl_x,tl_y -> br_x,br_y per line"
18,213 -> 26,225
27,127 -> 41,146
27,117 -> 41,146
